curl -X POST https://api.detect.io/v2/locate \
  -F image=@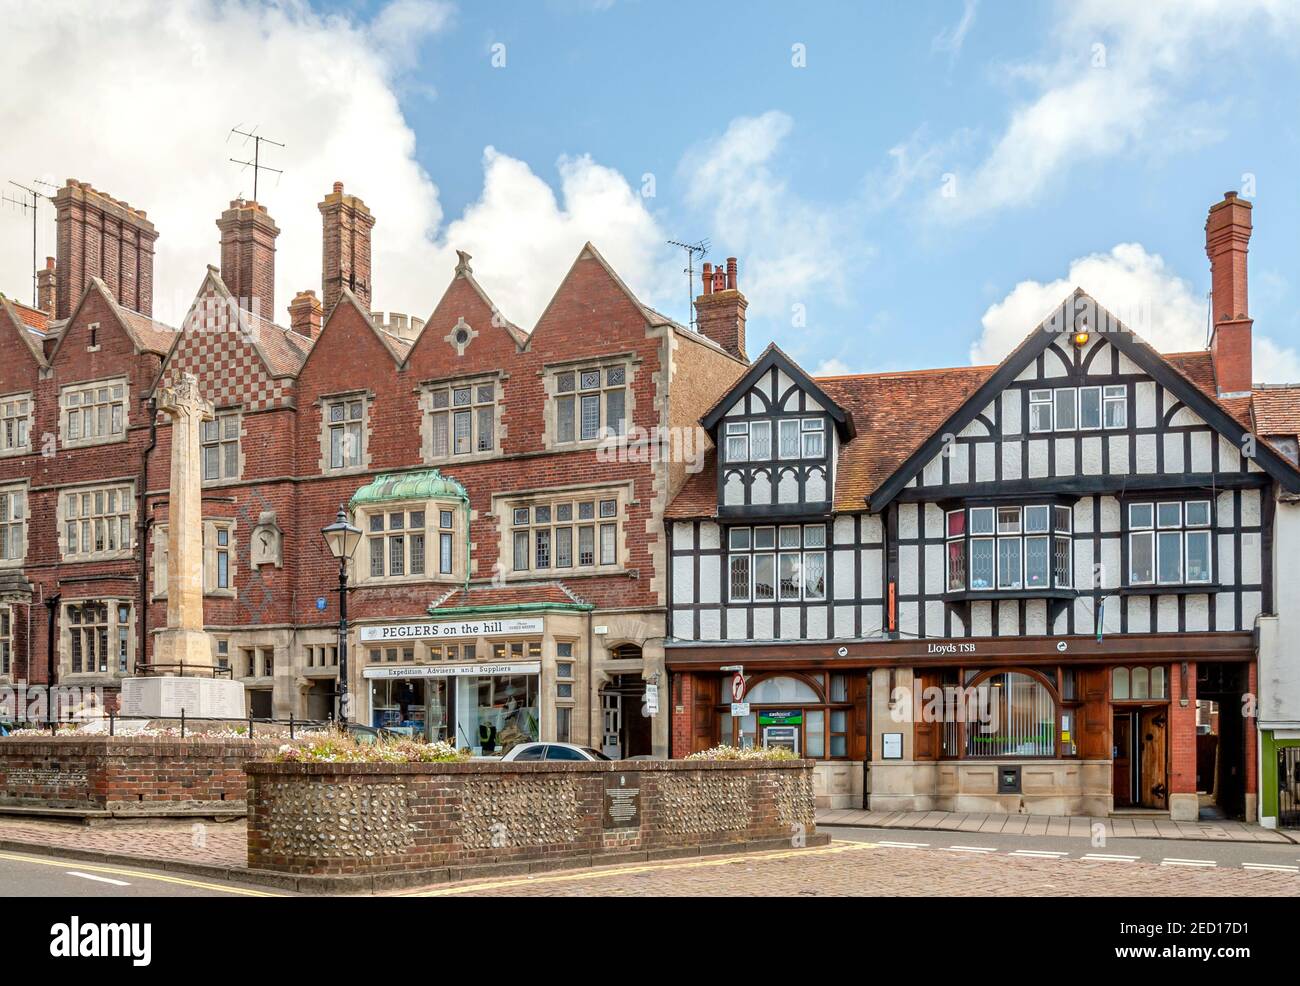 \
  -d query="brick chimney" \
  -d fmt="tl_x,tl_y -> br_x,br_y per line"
694,256 -> 747,360
53,179 -> 158,319
318,181 -> 375,314
36,257 -> 56,315
217,199 -> 280,320
1206,191 -> 1253,397
289,289 -> 323,339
